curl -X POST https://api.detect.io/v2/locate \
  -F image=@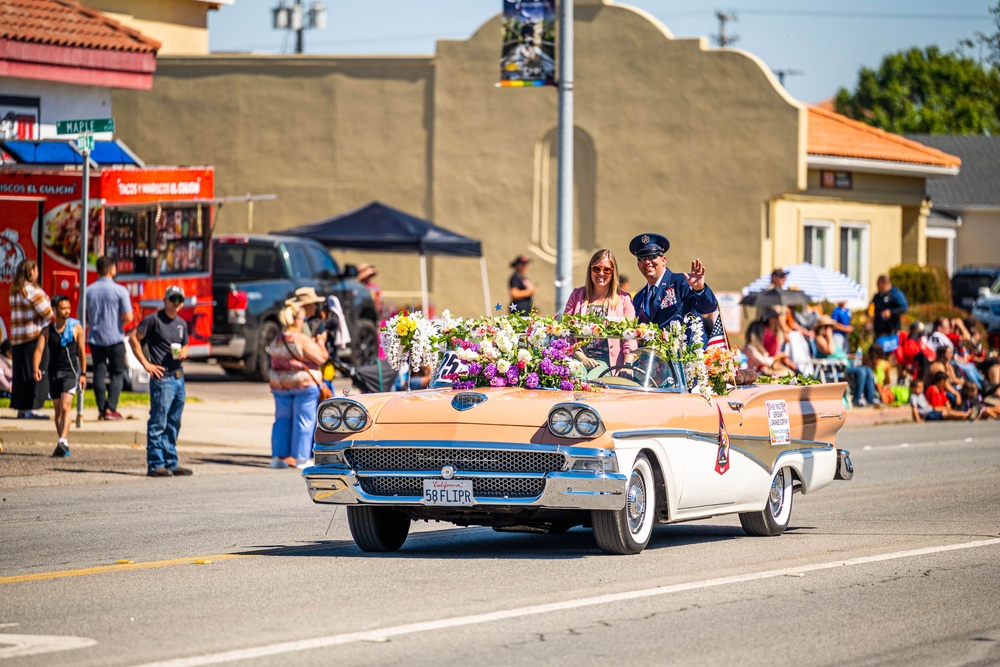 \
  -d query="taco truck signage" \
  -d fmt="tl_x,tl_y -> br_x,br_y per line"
0,167 -> 215,352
